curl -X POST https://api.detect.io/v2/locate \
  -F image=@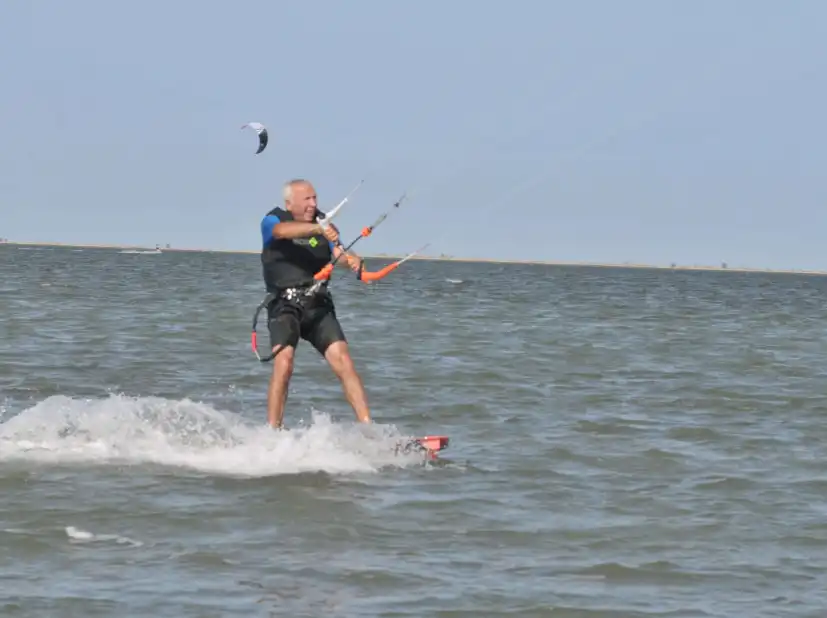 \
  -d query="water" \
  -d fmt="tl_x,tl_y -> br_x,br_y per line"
1,244 -> 827,617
